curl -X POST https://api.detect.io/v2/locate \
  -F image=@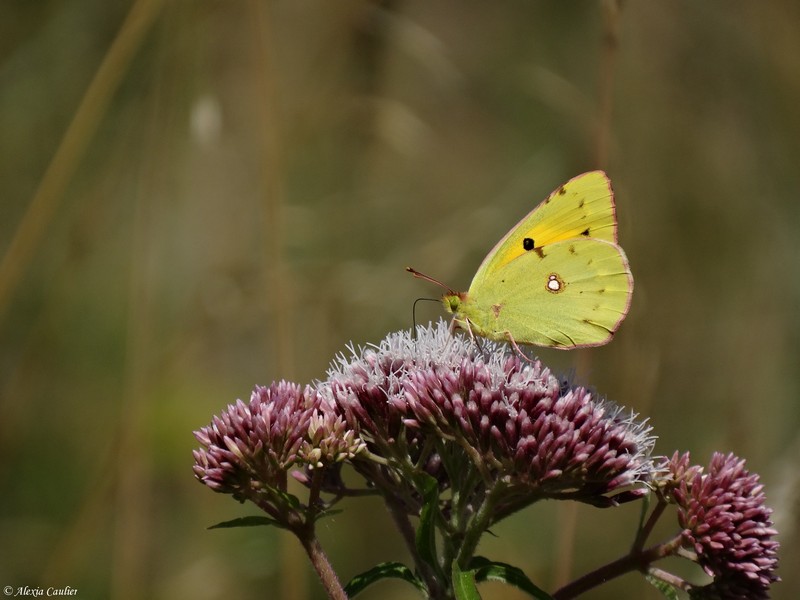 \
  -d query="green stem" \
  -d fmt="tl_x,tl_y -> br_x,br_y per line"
454,481 -> 506,568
